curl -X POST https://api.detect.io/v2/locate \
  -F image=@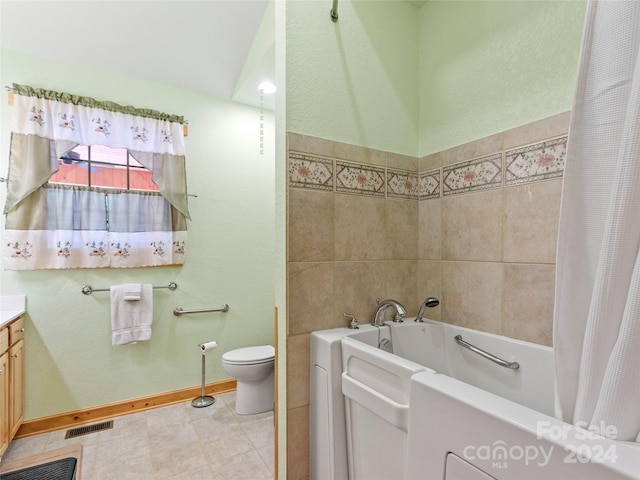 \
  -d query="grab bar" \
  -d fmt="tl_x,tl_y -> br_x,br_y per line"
454,335 -> 520,369
173,305 -> 229,316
